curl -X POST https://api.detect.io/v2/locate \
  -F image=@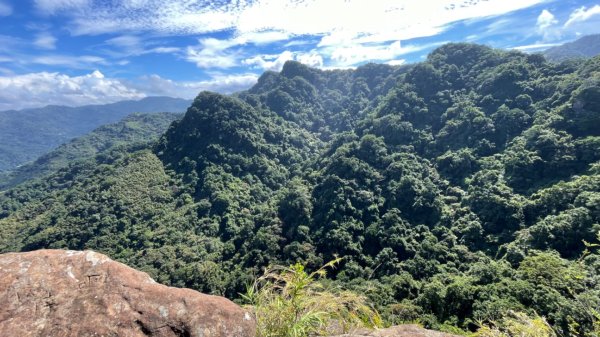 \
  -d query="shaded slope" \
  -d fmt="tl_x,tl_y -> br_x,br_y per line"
0,96 -> 190,171
544,34 -> 600,62
0,112 -> 182,190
